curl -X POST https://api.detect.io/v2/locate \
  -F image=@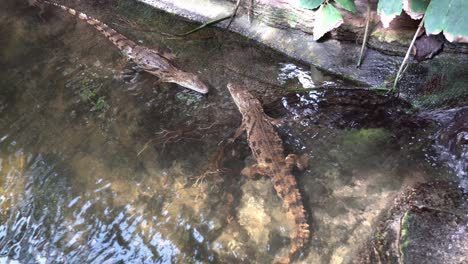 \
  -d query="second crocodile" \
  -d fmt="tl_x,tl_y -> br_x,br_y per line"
227,83 -> 309,263
42,1 -> 209,94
